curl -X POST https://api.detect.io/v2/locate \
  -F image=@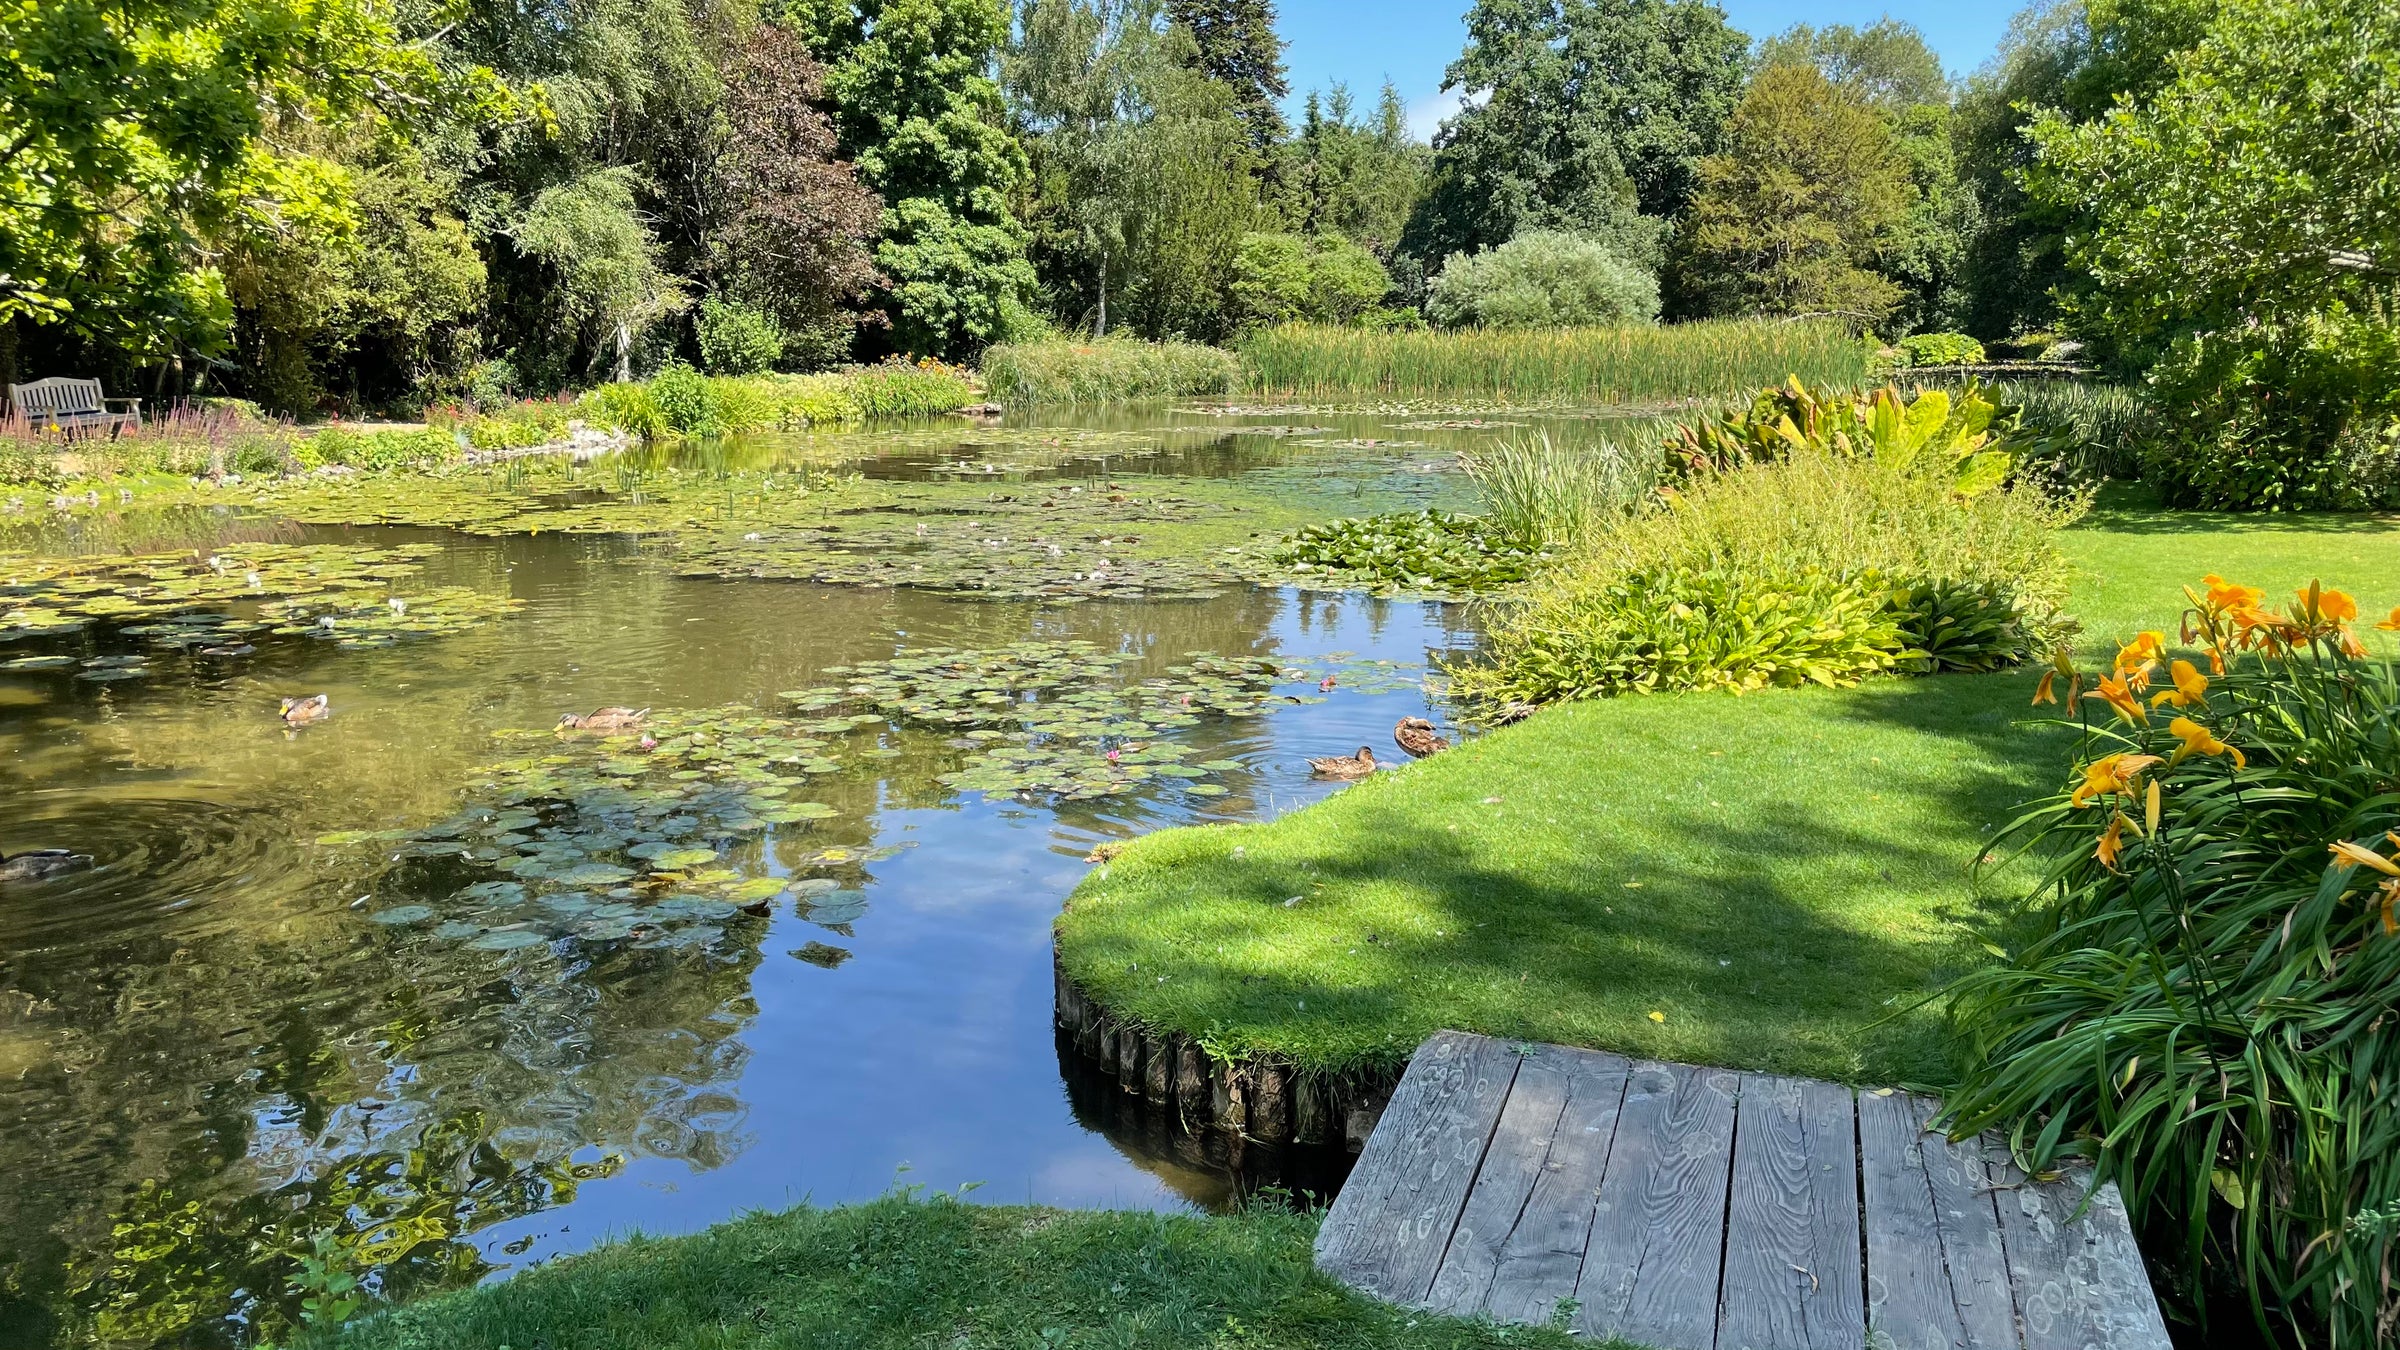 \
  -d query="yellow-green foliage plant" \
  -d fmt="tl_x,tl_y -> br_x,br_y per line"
980,339 -> 1238,405
1453,394 -> 2083,707
1238,318 -> 1869,404
1945,582 -> 2400,1346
